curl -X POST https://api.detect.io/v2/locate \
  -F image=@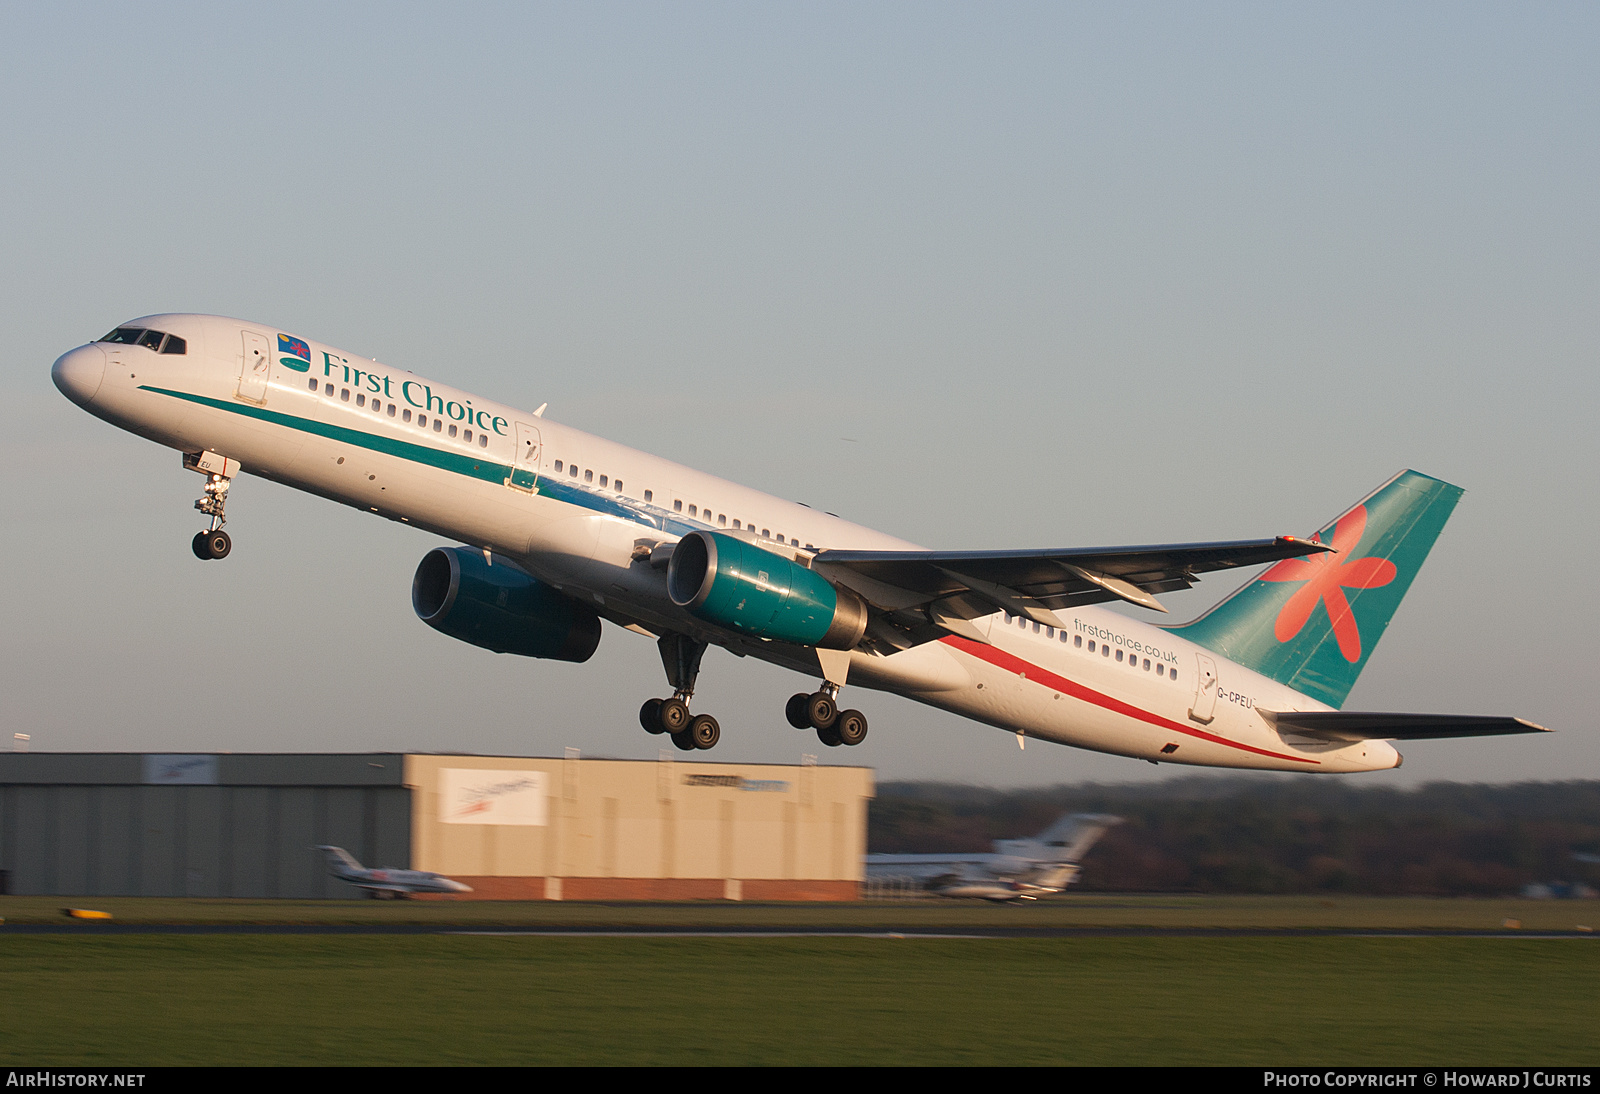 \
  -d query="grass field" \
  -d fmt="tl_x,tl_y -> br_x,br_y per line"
2,933 -> 1596,1065
3,896 -> 1597,1065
